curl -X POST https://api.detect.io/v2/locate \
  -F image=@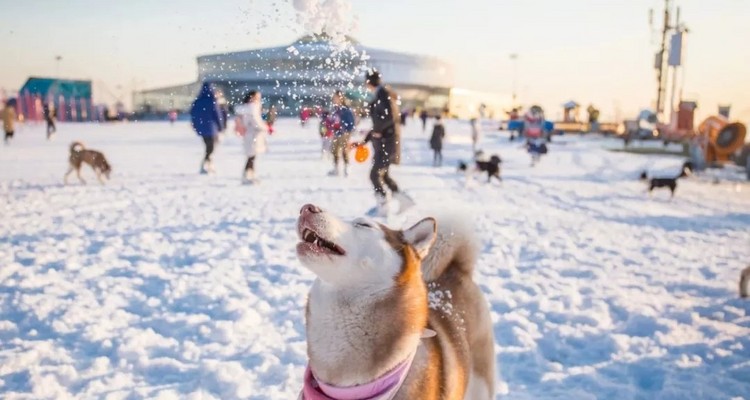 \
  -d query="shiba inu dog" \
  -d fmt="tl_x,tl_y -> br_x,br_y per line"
296,204 -> 495,400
